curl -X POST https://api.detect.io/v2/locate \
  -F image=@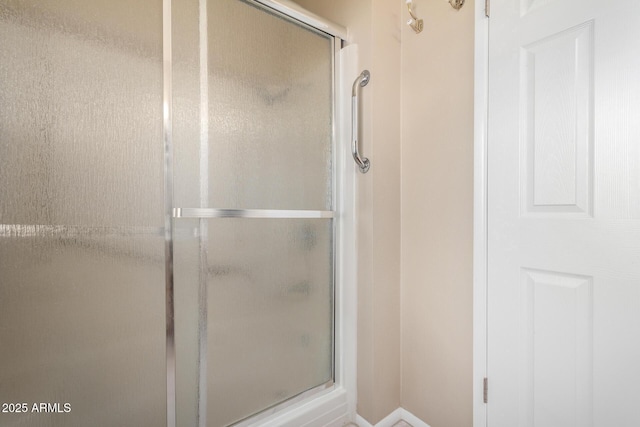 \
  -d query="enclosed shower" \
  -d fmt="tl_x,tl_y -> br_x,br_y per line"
0,0 -> 358,425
